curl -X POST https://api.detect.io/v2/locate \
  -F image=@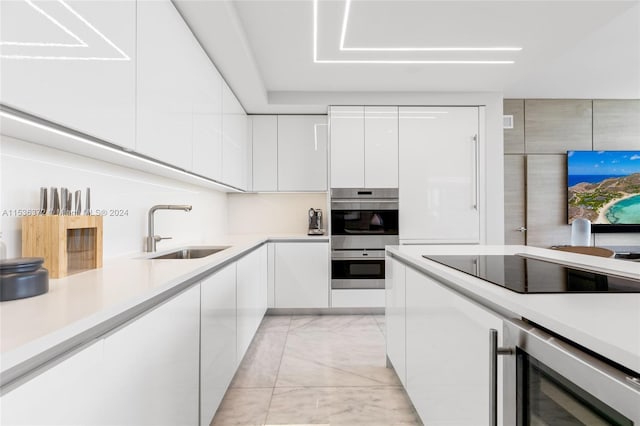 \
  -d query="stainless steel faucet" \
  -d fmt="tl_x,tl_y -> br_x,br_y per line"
147,204 -> 193,252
